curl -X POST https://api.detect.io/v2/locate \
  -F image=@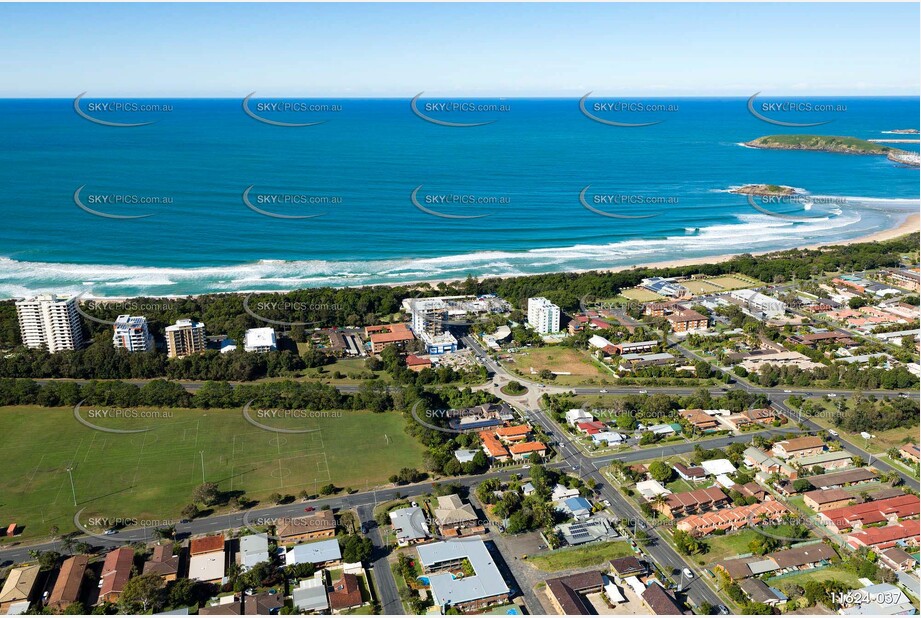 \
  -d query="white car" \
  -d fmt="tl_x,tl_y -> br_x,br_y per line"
639,390 -> 648,394
600,389 -> 608,394
783,389 -> 792,393
683,568 -> 694,580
